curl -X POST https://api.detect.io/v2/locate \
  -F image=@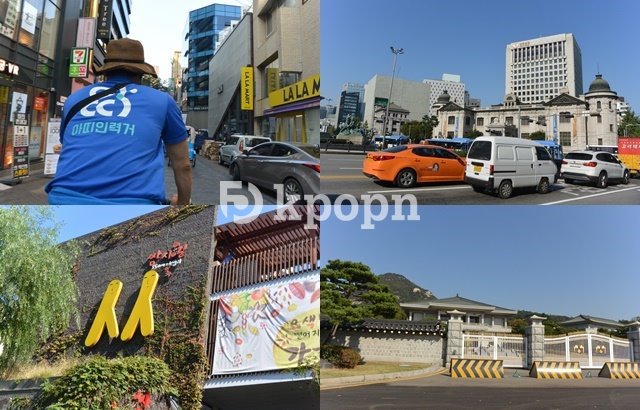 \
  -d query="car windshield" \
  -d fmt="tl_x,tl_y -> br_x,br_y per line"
467,141 -> 492,160
565,152 -> 593,161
